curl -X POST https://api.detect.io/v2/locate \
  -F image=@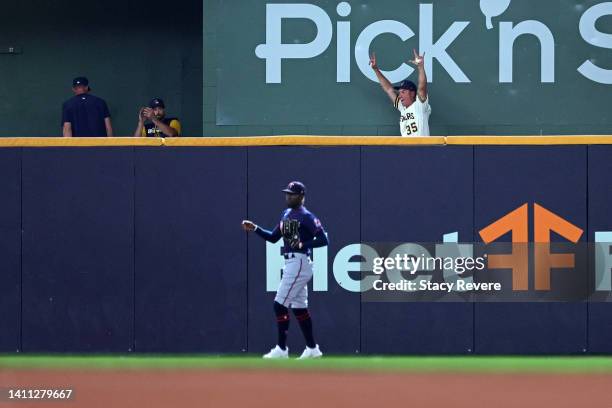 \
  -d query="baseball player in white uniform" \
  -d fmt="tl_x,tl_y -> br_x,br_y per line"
370,49 -> 431,137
